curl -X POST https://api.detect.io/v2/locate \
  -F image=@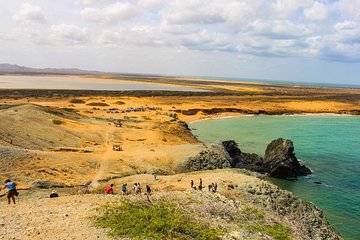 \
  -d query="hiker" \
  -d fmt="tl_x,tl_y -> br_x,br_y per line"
133,183 -> 141,195
198,178 -> 203,191
2,179 -> 18,204
136,182 -> 141,194
214,182 -> 217,192
191,180 -> 194,189
146,184 -> 152,195
105,184 -> 114,195
83,182 -> 90,194
208,183 -> 213,192
153,174 -> 157,181
121,183 -> 127,195
50,190 -> 59,198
